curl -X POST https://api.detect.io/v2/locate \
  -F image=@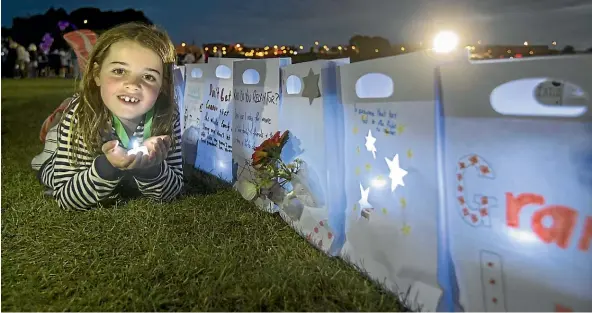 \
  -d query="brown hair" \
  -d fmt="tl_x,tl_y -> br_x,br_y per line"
69,22 -> 177,163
